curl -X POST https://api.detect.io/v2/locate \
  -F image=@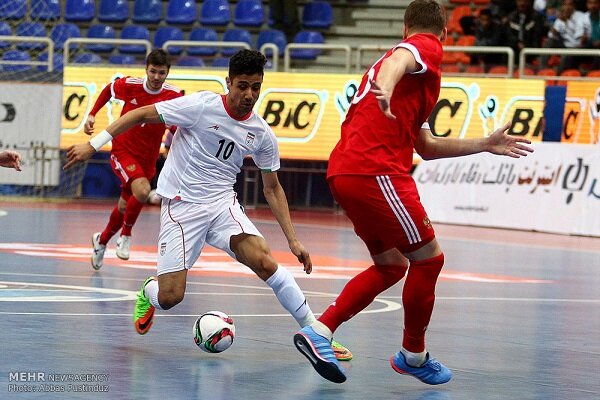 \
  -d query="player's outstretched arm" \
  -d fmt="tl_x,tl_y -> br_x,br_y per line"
63,105 -> 161,171
0,150 -> 22,171
415,122 -> 534,161
261,171 -> 313,274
